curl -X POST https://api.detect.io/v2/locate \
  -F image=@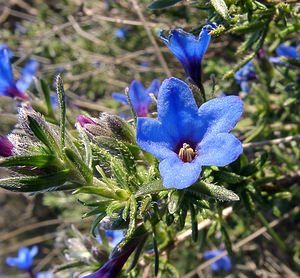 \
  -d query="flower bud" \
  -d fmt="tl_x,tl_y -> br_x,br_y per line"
0,135 -> 14,157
